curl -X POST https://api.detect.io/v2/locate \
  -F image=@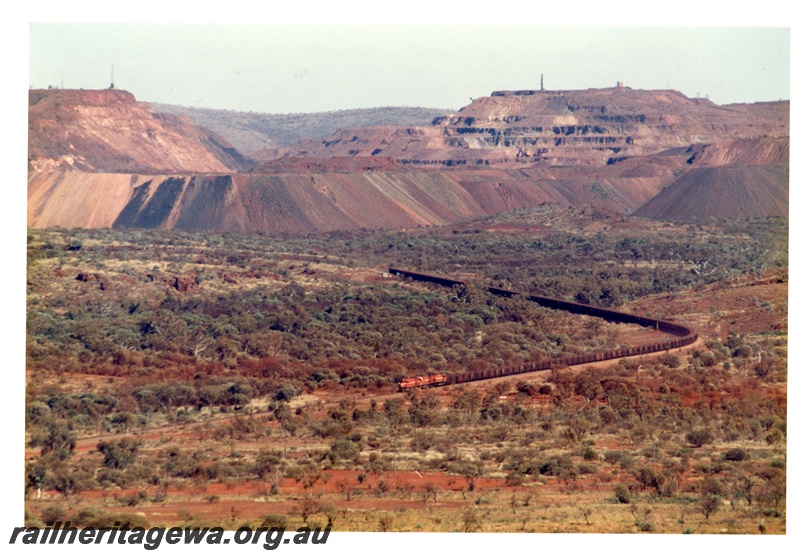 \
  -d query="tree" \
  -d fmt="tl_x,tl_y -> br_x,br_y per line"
97,438 -> 141,470
335,479 -> 358,502
382,398 -> 408,424
629,505 -> 655,532
254,450 -> 281,478
699,476 -> 726,519
293,494 -> 321,525
732,474 -> 755,506
661,353 -> 681,368
408,392 -> 441,427
633,467 -> 665,494
700,494 -> 722,520
765,429 -> 783,446
574,371 -> 601,402
319,502 -> 340,528
451,388 -> 482,415
36,421 -> 76,459
628,387 -> 656,421
26,460 -> 48,499
462,509 -> 481,533
614,484 -> 632,504
450,460 -> 484,492
285,464 -> 321,490
601,379 -> 630,414
329,438 -> 360,463
254,450 -> 282,493
421,481 -> 439,504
